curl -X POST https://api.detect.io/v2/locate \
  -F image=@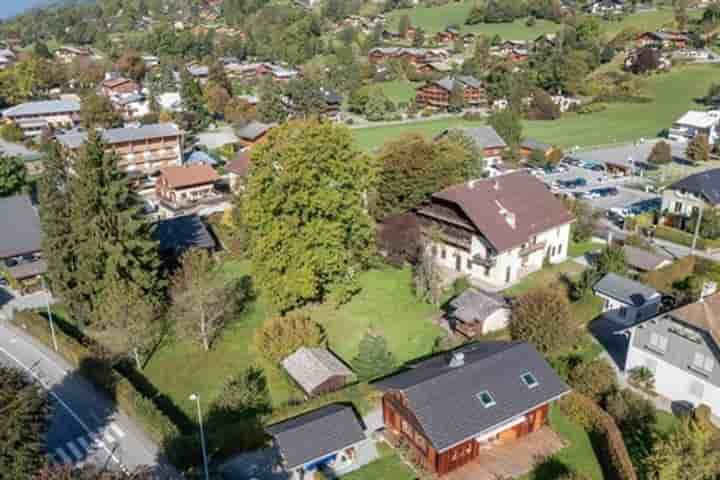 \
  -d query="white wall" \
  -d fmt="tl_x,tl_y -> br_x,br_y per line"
482,309 -> 511,334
